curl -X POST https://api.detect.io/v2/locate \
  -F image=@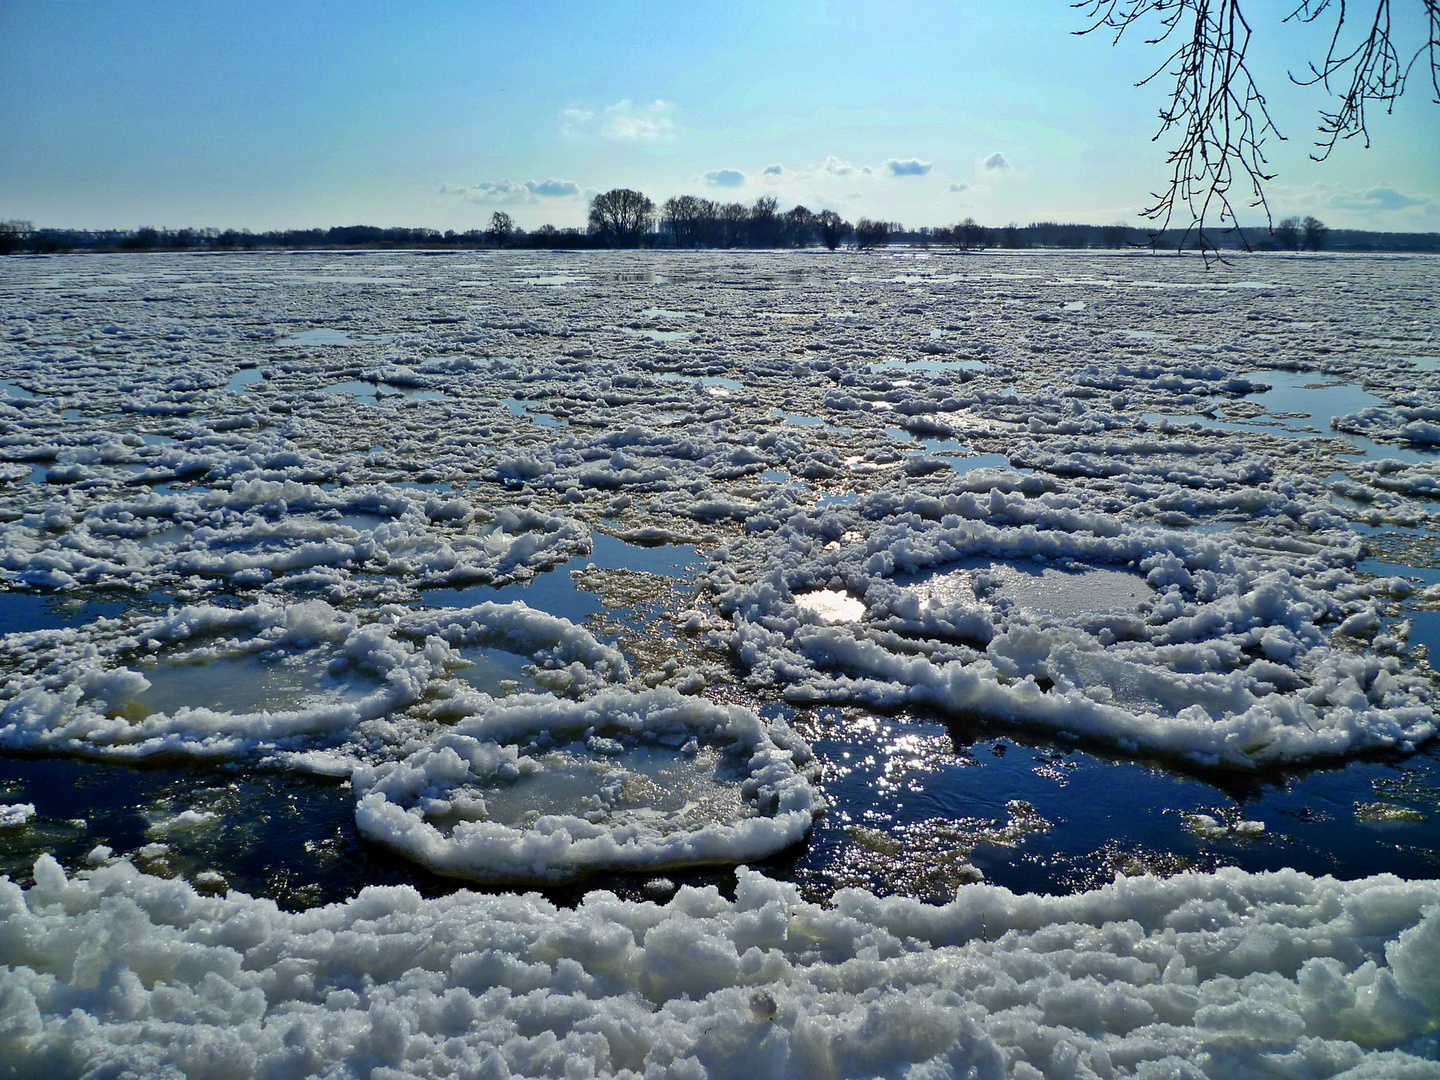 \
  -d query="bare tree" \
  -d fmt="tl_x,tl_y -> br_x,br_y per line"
782,206 -> 816,247
1100,222 -> 1132,247
718,202 -> 749,247
1077,1 -> 1439,257
1274,215 -> 1302,250
488,211 -> 515,247
588,189 -> 655,247
1302,214 -> 1329,250
662,195 -> 705,247
749,196 -> 781,247
815,210 -> 852,250
854,218 -> 891,249
957,216 -> 984,250
0,220 -> 34,255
